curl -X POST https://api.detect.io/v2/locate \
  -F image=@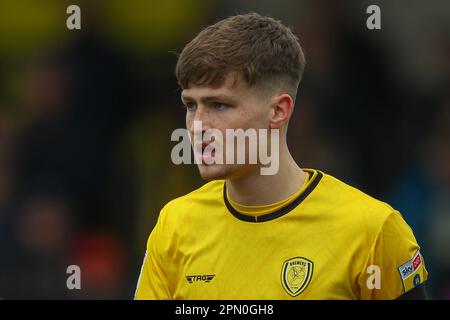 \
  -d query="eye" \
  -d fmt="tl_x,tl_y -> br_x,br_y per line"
183,102 -> 197,111
212,102 -> 228,110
